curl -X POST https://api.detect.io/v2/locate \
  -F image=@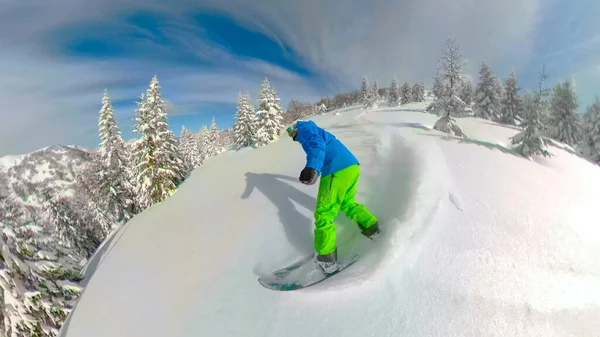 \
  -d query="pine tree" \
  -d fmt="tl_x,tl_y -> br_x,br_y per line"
400,82 -> 412,104
95,88 -> 135,224
473,62 -> 502,121
388,79 -> 400,107
270,85 -> 285,136
198,125 -> 210,162
428,37 -> 467,116
360,76 -> 378,109
495,78 -> 505,106
432,67 -> 445,100
511,66 -> 551,157
580,97 -> 600,163
439,38 -> 464,99
80,196 -> 113,239
317,103 -> 327,115
371,81 -> 380,108
548,79 -> 580,147
206,118 -> 224,156
360,76 -> 370,107
254,78 -> 284,146
520,66 -> 550,131
44,193 -> 102,257
178,126 -> 201,170
428,37 -> 467,136
0,196 -> 84,337
72,159 -> 120,235
219,128 -> 234,150
131,75 -> 183,209
233,92 -> 257,150
459,80 -> 474,106
499,72 -> 523,126
411,82 -> 425,102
